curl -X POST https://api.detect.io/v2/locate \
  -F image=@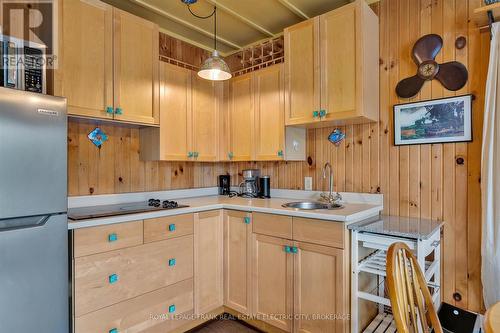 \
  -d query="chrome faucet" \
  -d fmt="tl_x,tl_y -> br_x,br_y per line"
320,162 -> 342,205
